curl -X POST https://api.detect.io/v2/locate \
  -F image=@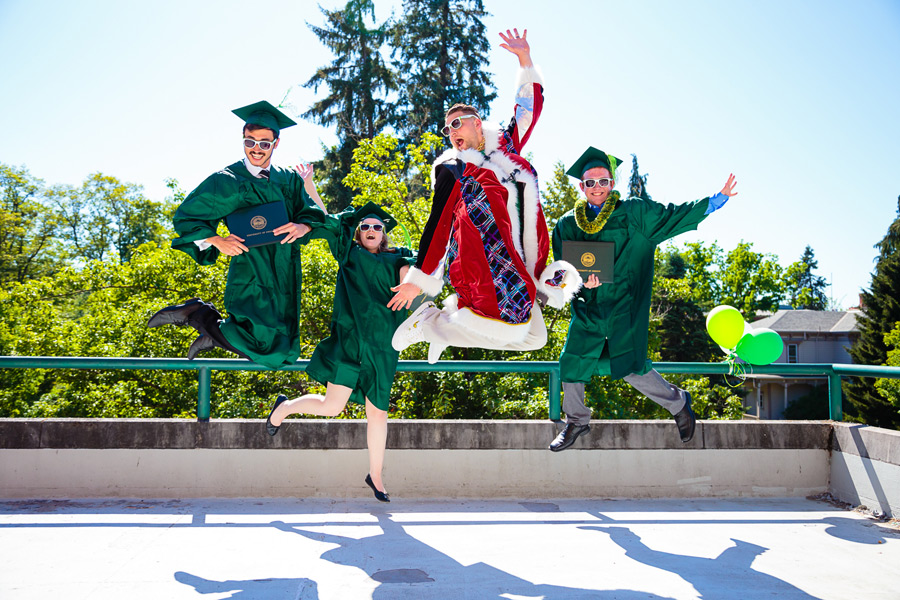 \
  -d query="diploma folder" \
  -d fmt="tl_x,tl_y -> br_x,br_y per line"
225,201 -> 290,247
562,240 -> 615,283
